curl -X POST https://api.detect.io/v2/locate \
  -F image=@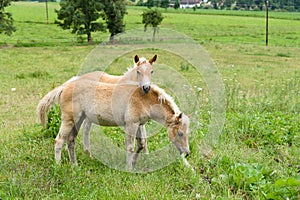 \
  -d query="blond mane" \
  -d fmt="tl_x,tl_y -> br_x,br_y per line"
151,84 -> 181,116
135,57 -> 147,66
124,57 -> 148,75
